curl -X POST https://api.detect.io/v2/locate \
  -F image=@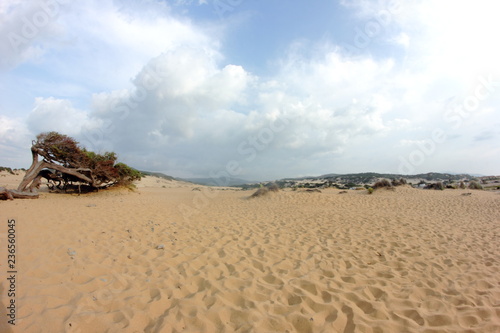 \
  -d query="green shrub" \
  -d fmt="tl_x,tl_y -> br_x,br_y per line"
367,187 -> 374,194
468,181 -> 483,190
